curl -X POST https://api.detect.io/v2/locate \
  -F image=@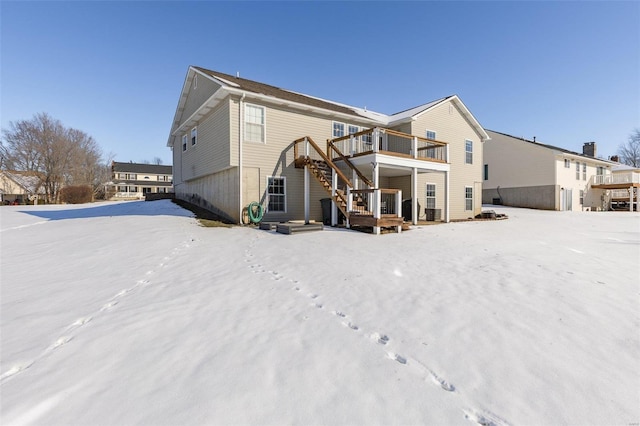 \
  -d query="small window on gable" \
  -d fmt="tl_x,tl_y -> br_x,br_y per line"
245,104 -> 265,143
333,122 -> 345,139
465,140 -> 473,164
191,127 -> 197,146
426,130 -> 436,140
182,135 -> 187,152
